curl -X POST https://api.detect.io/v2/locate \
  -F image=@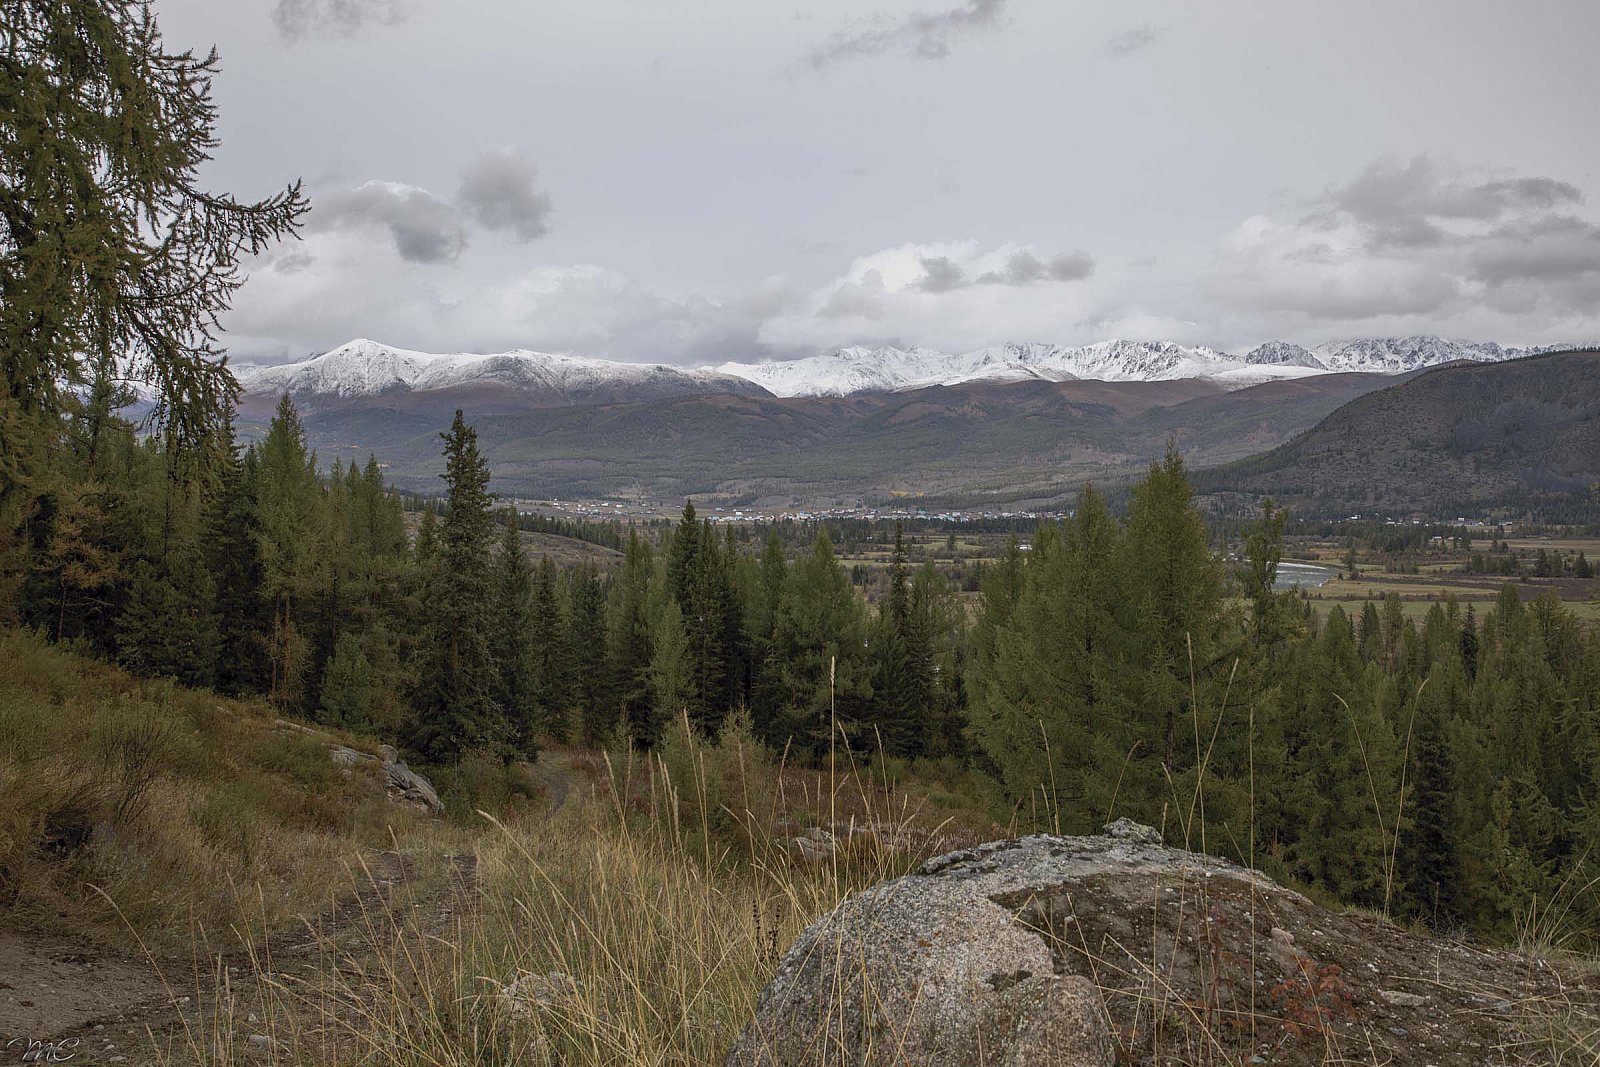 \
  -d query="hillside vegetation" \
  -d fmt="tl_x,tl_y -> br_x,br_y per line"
0,629 -> 446,944
1200,350 -> 1600,517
